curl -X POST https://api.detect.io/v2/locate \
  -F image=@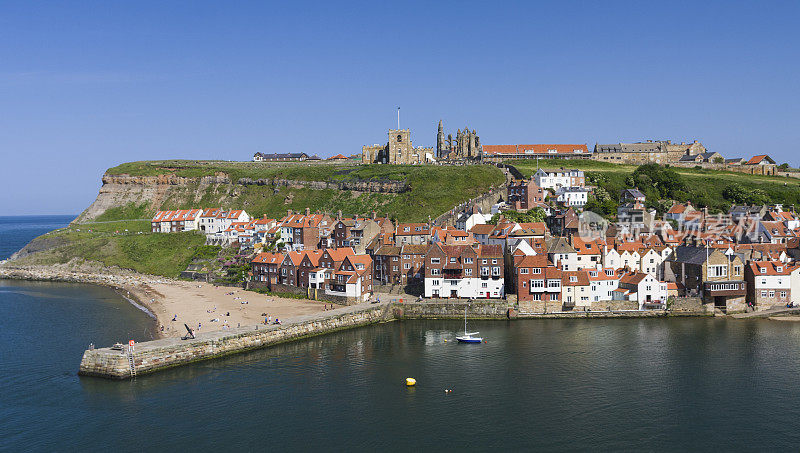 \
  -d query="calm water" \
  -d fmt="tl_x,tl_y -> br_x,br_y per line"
3,217 -> 800,451
0,215 -> 76,260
